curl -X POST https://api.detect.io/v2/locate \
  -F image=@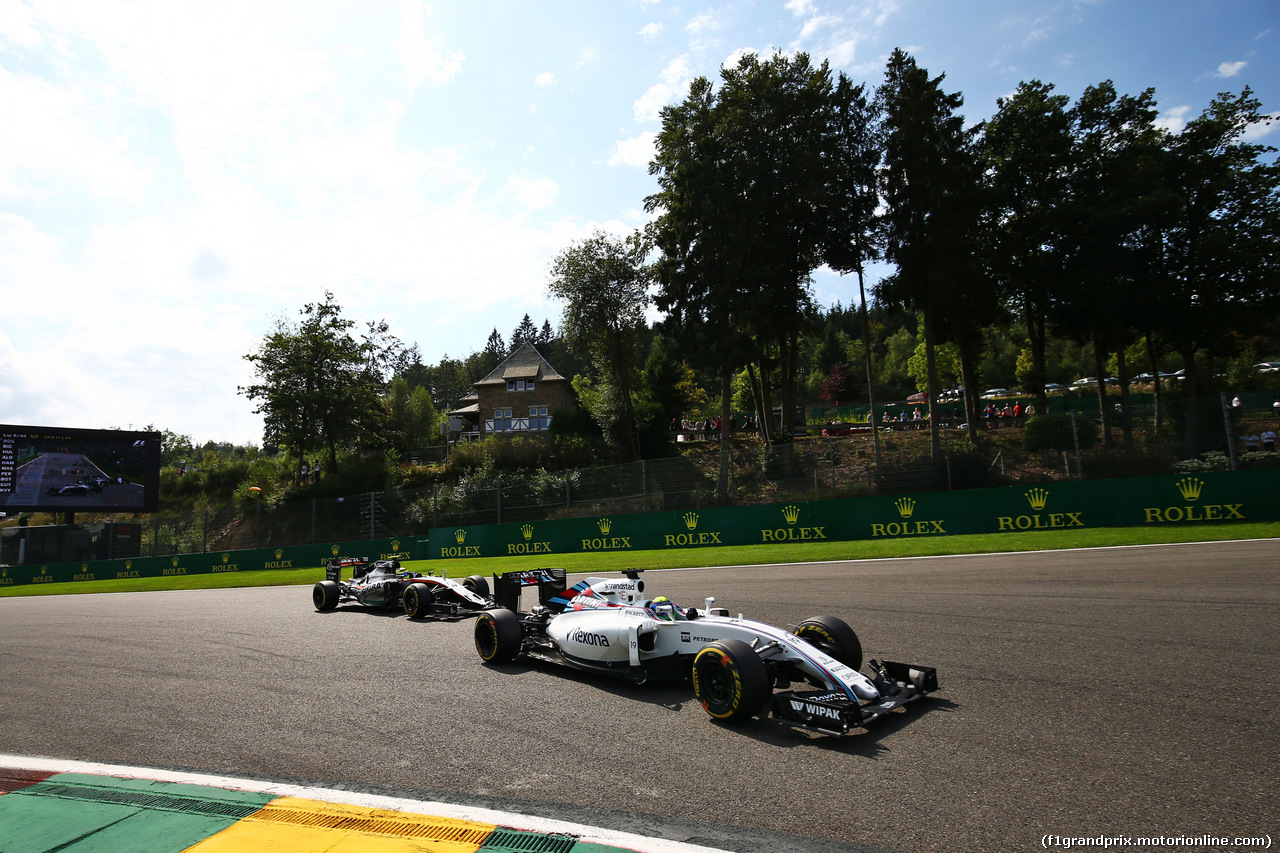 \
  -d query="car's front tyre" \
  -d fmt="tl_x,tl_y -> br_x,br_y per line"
403,583 -> 434,618
794,615 -> 862,670
463,575 -> 490,597
312,580 -> 339,612
691,639 -> 770,723
475,608 -> 522,663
